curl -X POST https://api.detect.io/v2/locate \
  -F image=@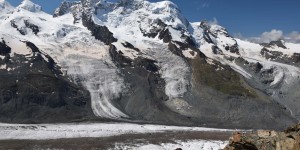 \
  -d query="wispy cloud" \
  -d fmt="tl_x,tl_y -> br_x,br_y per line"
285,31 -> 300,43
235,29 -> 300,44
201,2 -> 209,8
208,17 -> 218,25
